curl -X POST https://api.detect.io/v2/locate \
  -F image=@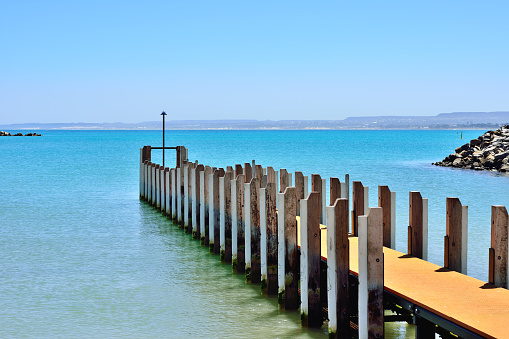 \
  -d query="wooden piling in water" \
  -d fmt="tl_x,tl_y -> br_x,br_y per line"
244,163 -> 252,183
255,165 -> 263,188
327,198 -> 350,337
156,164 -> 161,209
261,182 -> 278,295
179,166 -> 185,228
358,207 -> 384,339
352,181 -> 367,236
278,186 -> 298,309
266,166 -> 275,184
248,177 -> 261,283
311,174 -> 323,224
150,163 -> 155,205
295,171 -> 305,216
280,169 -> 290,194
187,164 -> 194,234
191,166 -> 199,238
232,174 -> 245,273
171,168 -> 177,222
165,168 -> 170,216
223,170 -> 233,263
161,167 -> 166,214
200,166 -> 211,245
330,177 -> 341,205
378,185 -> 396,249
409,191 -> 428,260
445,197 -> 468,274
235,164 -> 243,178
489,205 -> 508,288
183,164 -> 189,231
139,148 -> 144,198
300,191 -> 322,328
144,161 -> 149,199
209,169 -> 224,254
